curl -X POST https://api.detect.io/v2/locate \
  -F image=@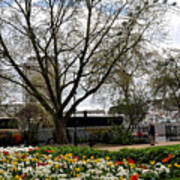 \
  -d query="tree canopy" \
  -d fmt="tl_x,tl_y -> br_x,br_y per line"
150,48 -> 180,111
